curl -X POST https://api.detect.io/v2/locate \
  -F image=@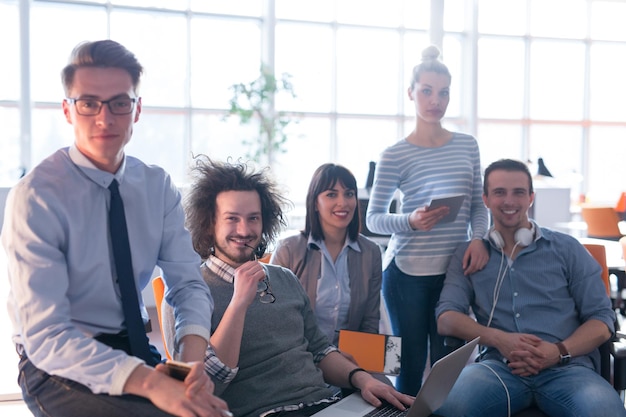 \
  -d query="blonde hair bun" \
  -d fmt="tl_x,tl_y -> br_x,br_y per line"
421,45 -> 441,62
